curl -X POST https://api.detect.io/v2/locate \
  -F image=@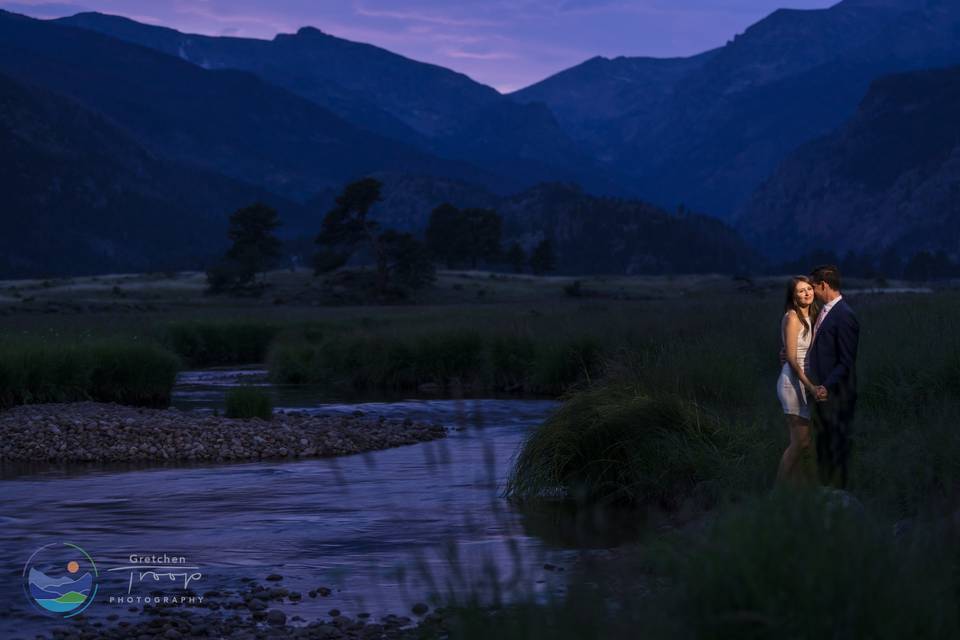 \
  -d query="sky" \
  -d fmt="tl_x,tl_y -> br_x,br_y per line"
1,0 -> 838,92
